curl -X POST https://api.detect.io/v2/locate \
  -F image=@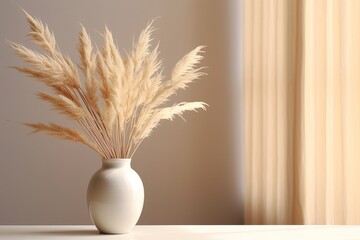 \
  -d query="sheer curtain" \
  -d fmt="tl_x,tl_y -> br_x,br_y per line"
243,0 -> 360,224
